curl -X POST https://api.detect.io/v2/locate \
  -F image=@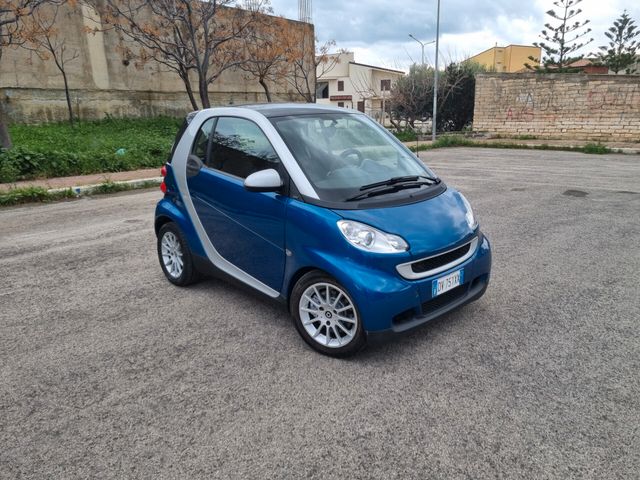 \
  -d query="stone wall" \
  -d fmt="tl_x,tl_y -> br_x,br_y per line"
0,88 -> 299,124
473,73 -> 640,141
0,5 -> 313,123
